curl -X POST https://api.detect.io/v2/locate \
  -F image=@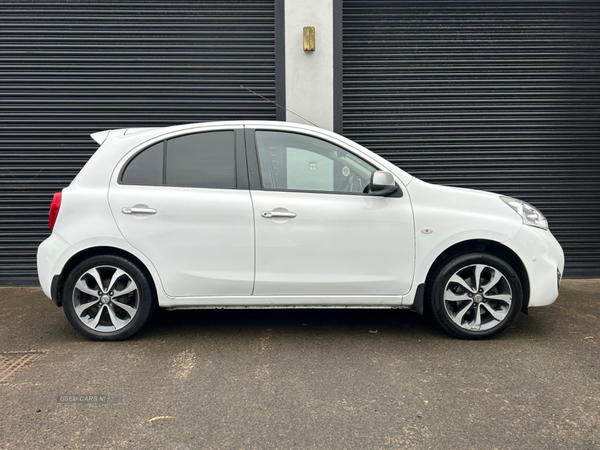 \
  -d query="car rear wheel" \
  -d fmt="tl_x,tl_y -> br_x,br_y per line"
428,253 -> 523,339
63,255 -> 156,341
